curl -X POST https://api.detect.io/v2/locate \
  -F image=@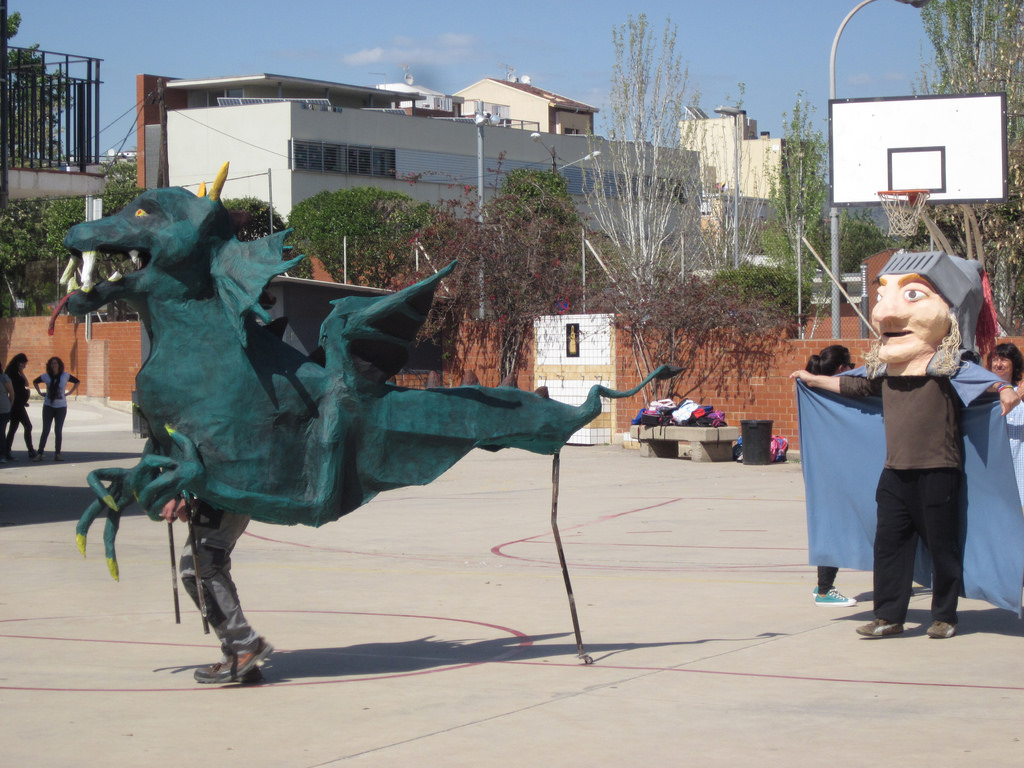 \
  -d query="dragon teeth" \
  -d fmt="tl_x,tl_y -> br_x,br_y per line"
80,250 -> 97,293
59,257 -> 80,286
109,271 -> 123,282
129,250 -> 141,267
